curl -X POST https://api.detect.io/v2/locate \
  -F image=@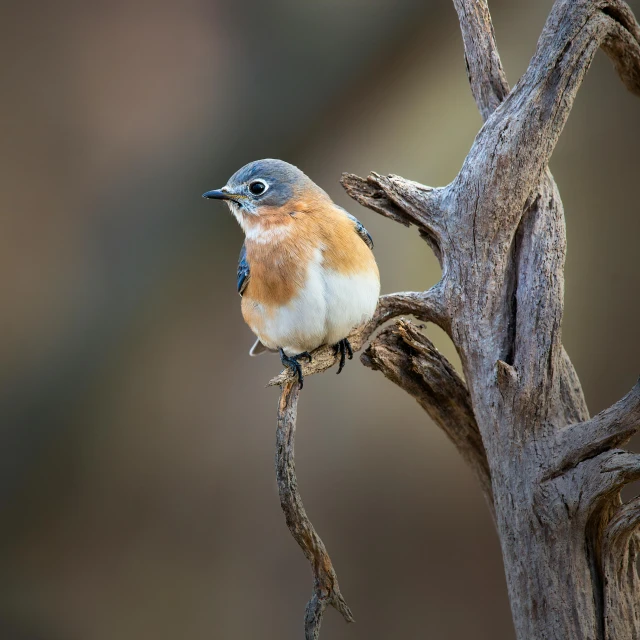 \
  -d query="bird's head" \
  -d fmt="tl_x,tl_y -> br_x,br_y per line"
203,159 -> 328,233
